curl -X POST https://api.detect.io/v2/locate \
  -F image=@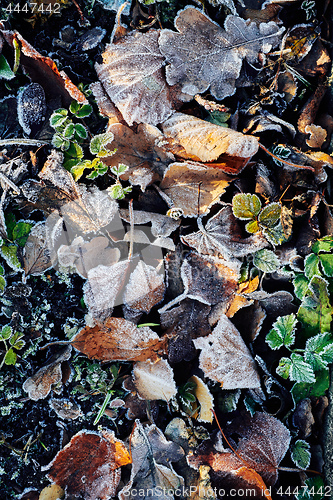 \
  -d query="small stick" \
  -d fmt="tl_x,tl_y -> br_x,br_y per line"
259,143 -> 315,172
